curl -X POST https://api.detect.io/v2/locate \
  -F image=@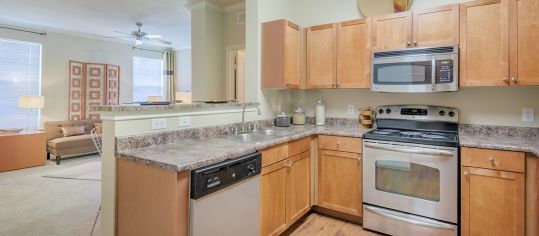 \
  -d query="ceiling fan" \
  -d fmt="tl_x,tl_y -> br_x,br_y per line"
105,22 -> 172,45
